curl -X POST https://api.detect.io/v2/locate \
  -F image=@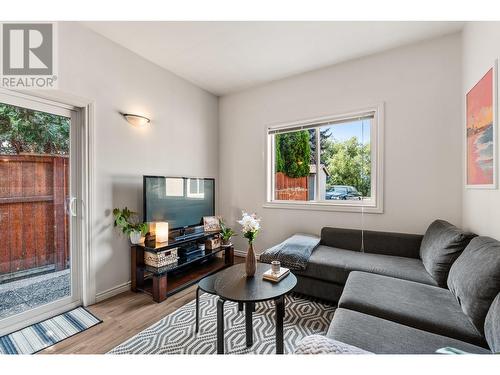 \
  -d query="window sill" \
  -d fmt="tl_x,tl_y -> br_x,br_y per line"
262,201 -> 383,214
